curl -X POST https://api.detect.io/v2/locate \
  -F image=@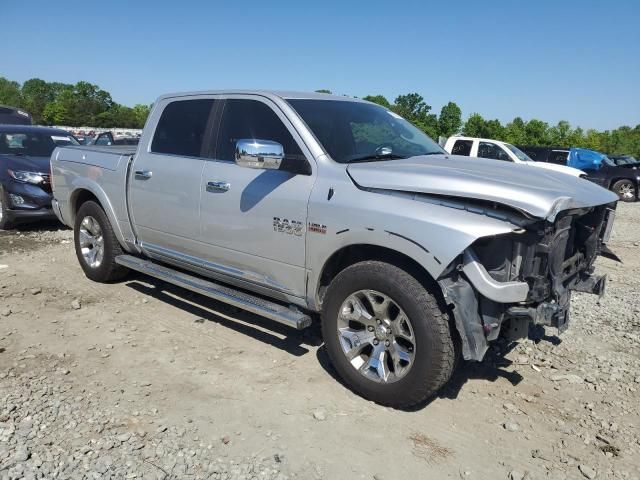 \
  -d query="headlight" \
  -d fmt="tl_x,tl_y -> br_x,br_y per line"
7,169 -> 45,185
